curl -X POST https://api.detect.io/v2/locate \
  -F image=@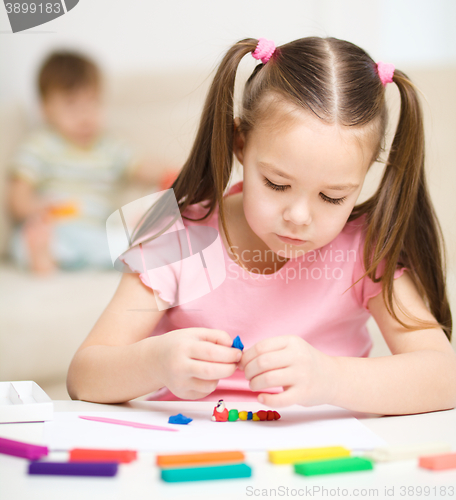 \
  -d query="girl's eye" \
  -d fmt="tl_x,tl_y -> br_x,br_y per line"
320,193 -> 346,205
264,178 -> 288,191
264,177 -> 347,205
